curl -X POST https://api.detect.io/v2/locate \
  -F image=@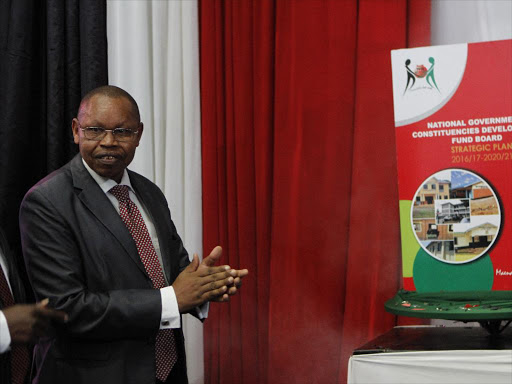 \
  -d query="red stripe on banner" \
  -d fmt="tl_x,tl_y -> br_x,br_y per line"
403,277 -> 416,291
